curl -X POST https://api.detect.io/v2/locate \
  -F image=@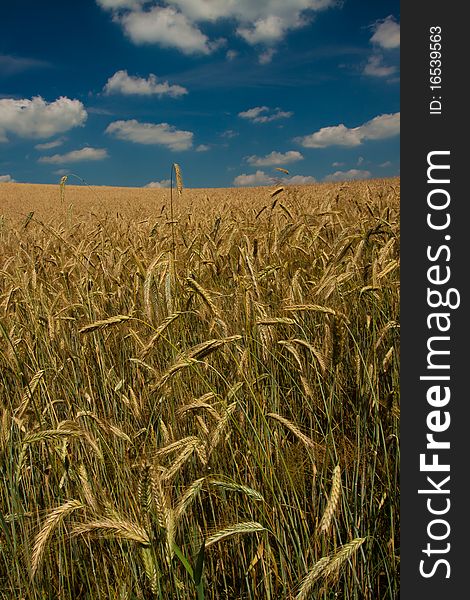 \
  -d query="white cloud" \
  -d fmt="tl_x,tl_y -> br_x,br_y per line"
359,113 -> 400,140
297,124 -> 362,148
119,6 -> 212,54
106,119 -> 193,151
233,170 -> 272,186
97,0 -> 337,54
379,160 -> 392,168
332,161 -> 344,167
167,0 -> 335,24
239,106 -> 293,123
239,106 -> 267,120
97,0 -> 143,8
196,144 -> 210,152
103,69 -> 188,97
258,48 -> 276,65
0,54 -> 50,75
363,54 -> 397,77
0,96 -> 87,142
226,50 -> 238,61
296,112 -> 400,148
145,179 -> 171,188
171,0 -> 335,45
247,150 -> 303,167
285,175 -> 316,184
35,138 -> 66,151
324,169 -> 372,182
0,174 -> 15,182
233,169 -> 316,186
221,129 -> 239,139
54,169 -> 69,176
371,16 -> 400,49
38,147 -> 108,164
238,15 -> 289,45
